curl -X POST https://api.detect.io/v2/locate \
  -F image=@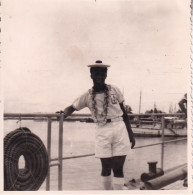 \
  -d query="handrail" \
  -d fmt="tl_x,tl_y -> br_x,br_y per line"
134,138 -> 187,149
51,153 -> 95,161
4,113 -> 63,118
4,112 -> 185,118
